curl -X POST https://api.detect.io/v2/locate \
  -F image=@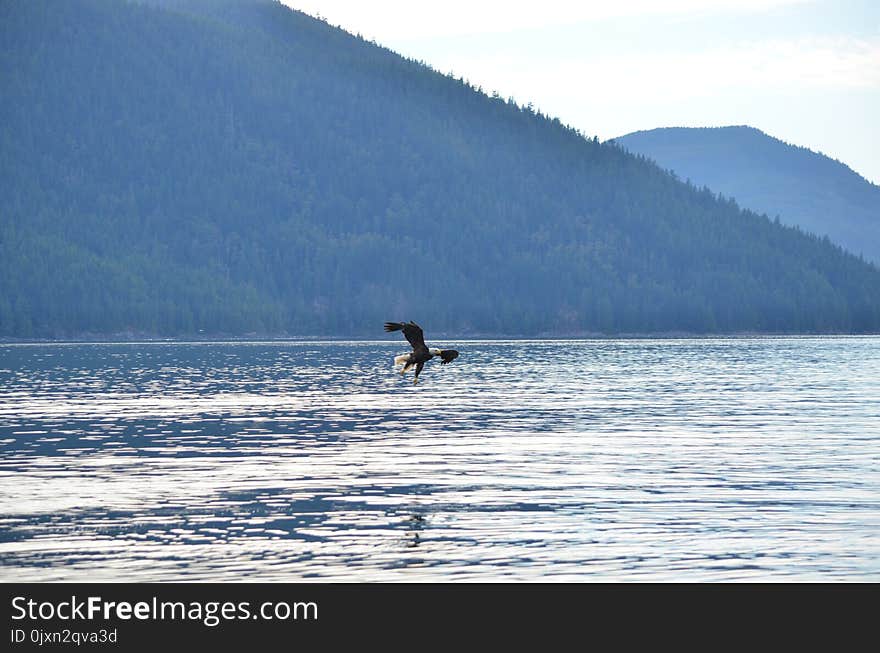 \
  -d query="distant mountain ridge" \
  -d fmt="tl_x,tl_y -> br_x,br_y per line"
1,0 -> 879,337
614,126 -> 880,264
